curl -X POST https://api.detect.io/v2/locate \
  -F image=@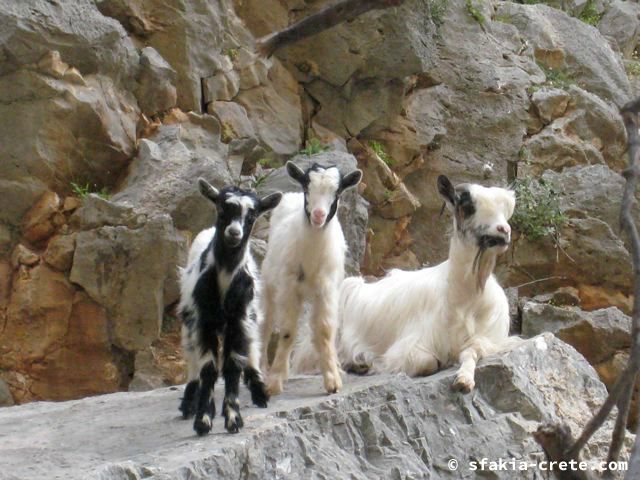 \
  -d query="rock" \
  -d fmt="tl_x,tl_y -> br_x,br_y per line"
37,50 -> 69,79
531,87 -> 570,124
136,47 -> 177,116
0,379 -> 14,407
598,0 -> 640,59
1,265 -> 74,366
98,0 -> 253,111
522,86 -> 627,176
522,302 -> 631,364
208,101 -> 256,141
70,215 -> 183,351
232,0 -> 289,37
495,2 -> 630,106
128,350 -> 166,392
203,69 -> 240,103
111,114 -> 233,234
235,61 -> 303,156
0,335 -> 625,479
0,0 -> 139,87
27,292 -> 122,401
578,283 -> 633,314
256,151 -> 369,274
0,70 -> 138,227
0,261 -> 11,309
43,234 -> 76,272
508,165 -> 633,295
0,224 -> 12,254
62,197 -> 81,213
70,194 -> 138,231
10,244 -> 39,268
21,191 -> 61,244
